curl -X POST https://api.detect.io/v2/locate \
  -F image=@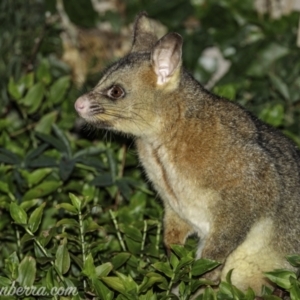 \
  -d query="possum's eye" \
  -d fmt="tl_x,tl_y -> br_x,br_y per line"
106,85 -> 125,100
